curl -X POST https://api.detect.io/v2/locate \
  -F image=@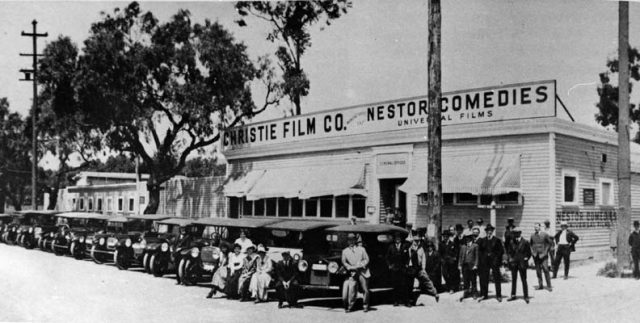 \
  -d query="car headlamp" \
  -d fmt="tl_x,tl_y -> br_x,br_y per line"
125,238 -> 132,247
65,234 -> 70,240
161,242 -> 169,252
28,227 -> 33,233
79,236 -> 85,243
190,247 -> 200,258
99,237 -> 105,246
50,232 -> 55,238
328,261 -> 340,274
298,260 -> 309,272
140,239 -> 147,248
293,254 -> 301,261
213,253 -> 220,260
